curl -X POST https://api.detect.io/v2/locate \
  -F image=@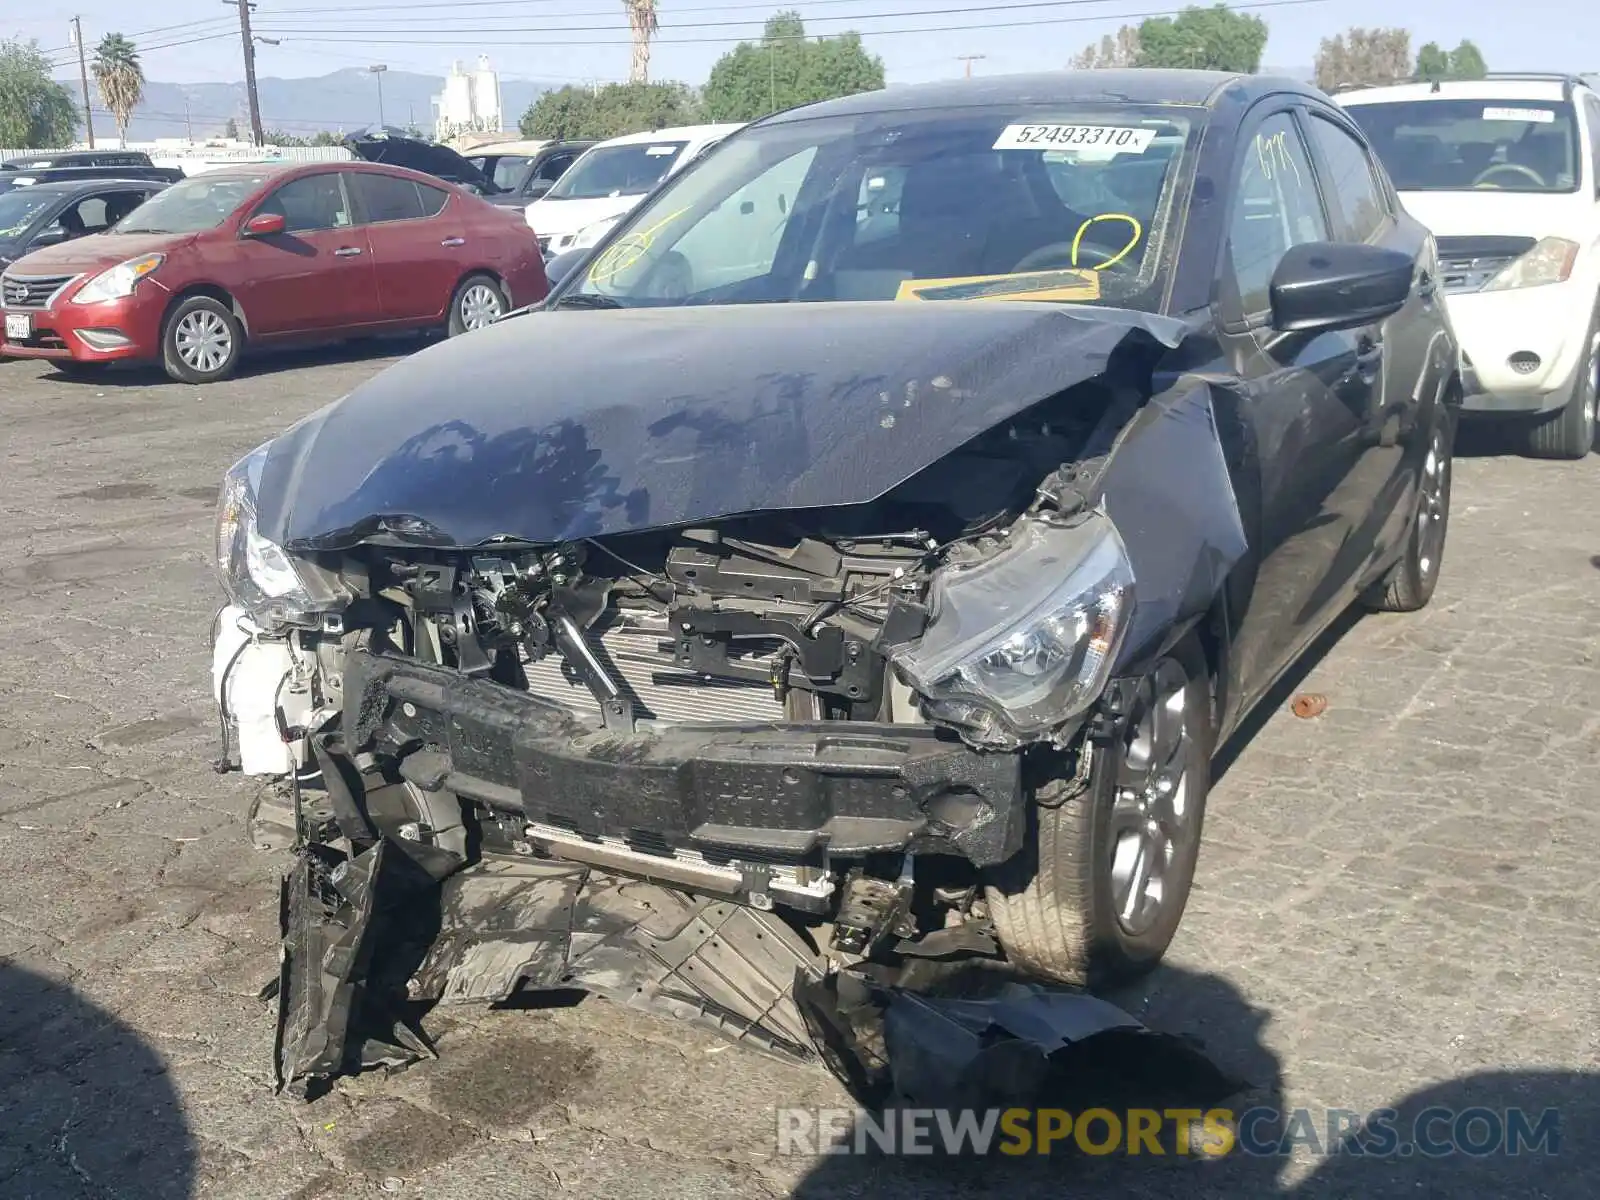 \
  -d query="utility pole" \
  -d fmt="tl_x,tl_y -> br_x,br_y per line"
224,0 -> 265,147
369,64 -> 388,128
184,96 -> 193,142
958,54 -> 986,79
70,17 -> 95,148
